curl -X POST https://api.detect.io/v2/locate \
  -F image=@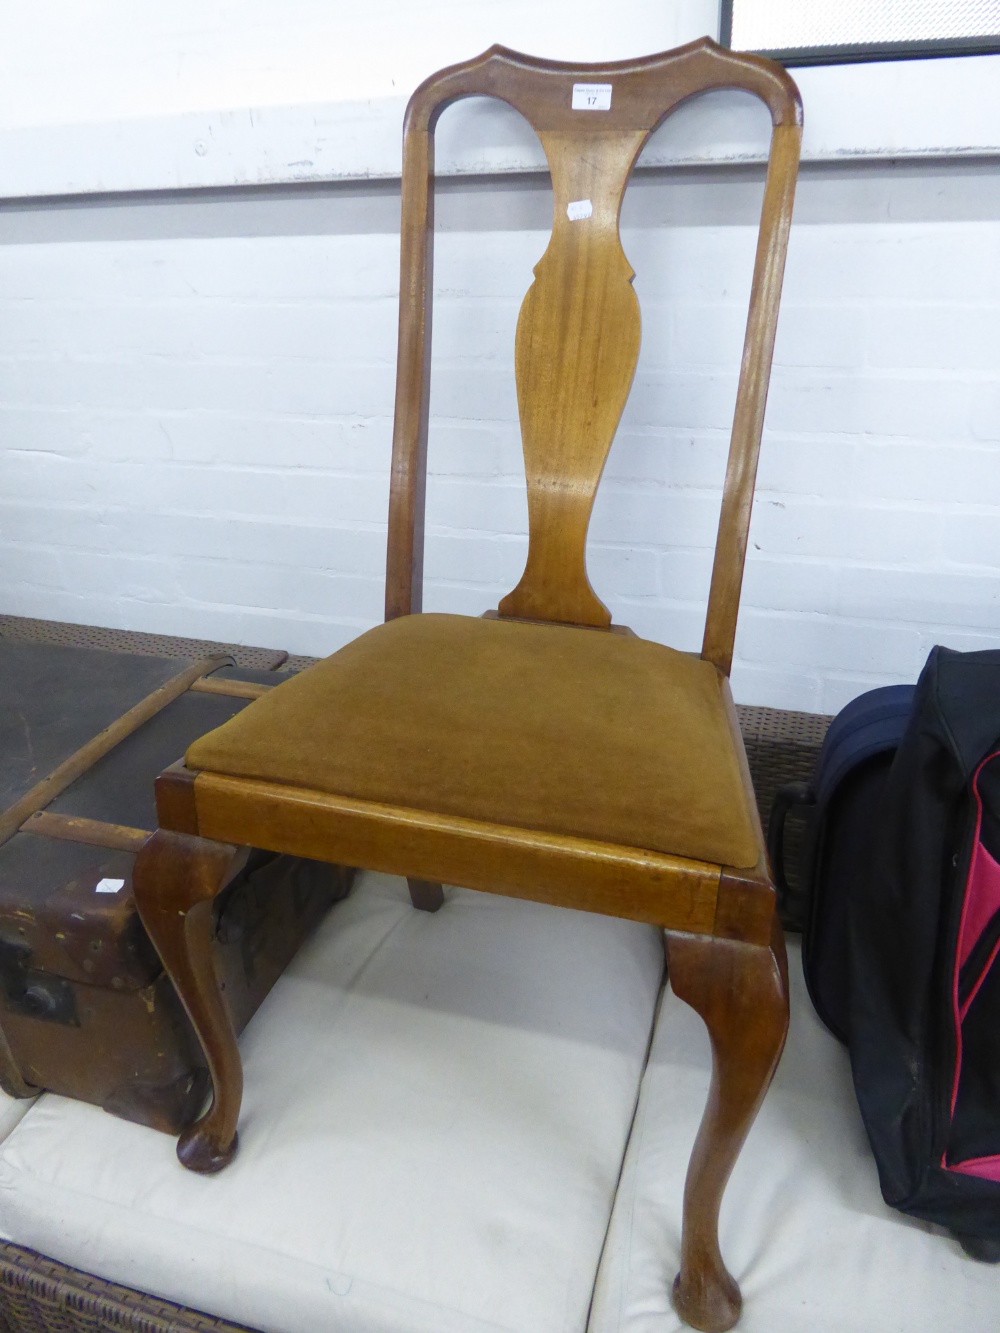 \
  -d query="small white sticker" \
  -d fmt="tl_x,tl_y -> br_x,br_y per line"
566,199 -> 593,222
95,878 -> 125,894
572,83 -> 612,111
